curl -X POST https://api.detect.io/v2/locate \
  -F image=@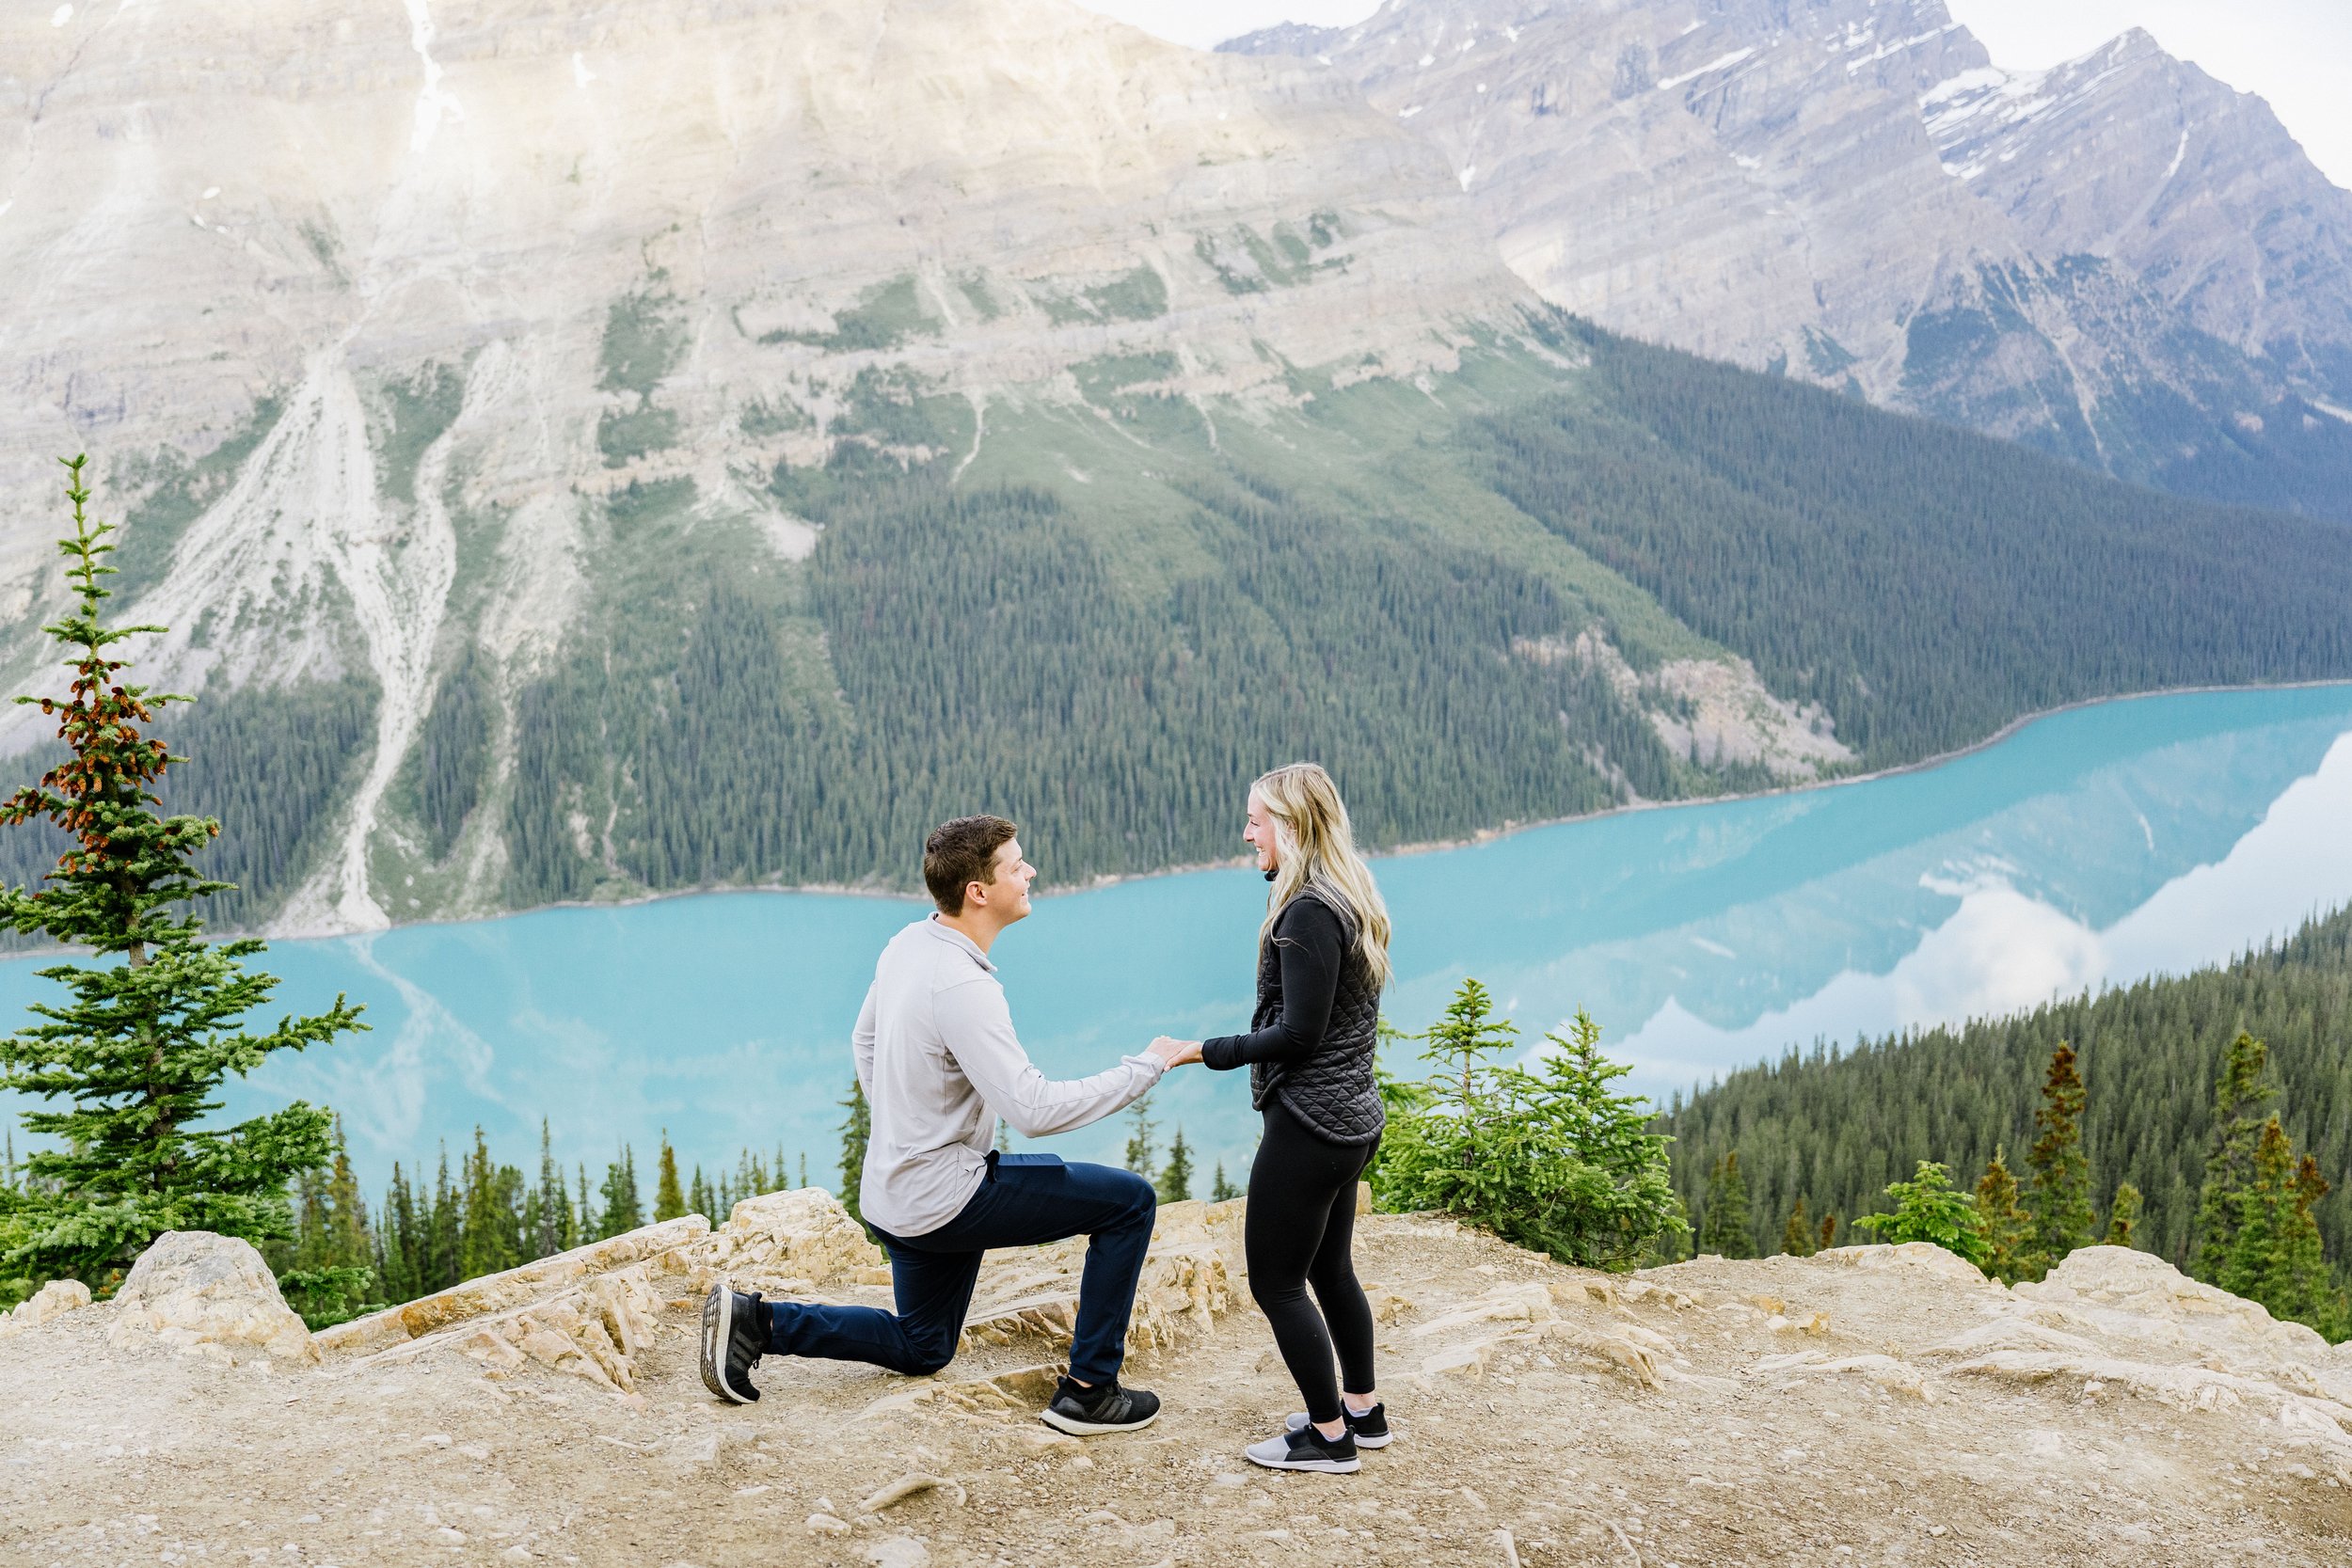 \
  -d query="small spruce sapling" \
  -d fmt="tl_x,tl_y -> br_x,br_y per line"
2193,1031 -> 2274,1282
2024,1042 -> 2094,1275
1975,1146 -> 2031,1284
0,456 -> 367,1293
1122,1101 -> 1158,1178
837,1079 -> 869,1224
1855,1161 -> 1990,1267
1157,1127 -> 1194,1204
2105,1182 -> 2142,1248
1781,1195 -> 1814,1258
1701,1150 -> 1754,1259
653,1132 -> 686,1223
1210,1160 -> 1240,1203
